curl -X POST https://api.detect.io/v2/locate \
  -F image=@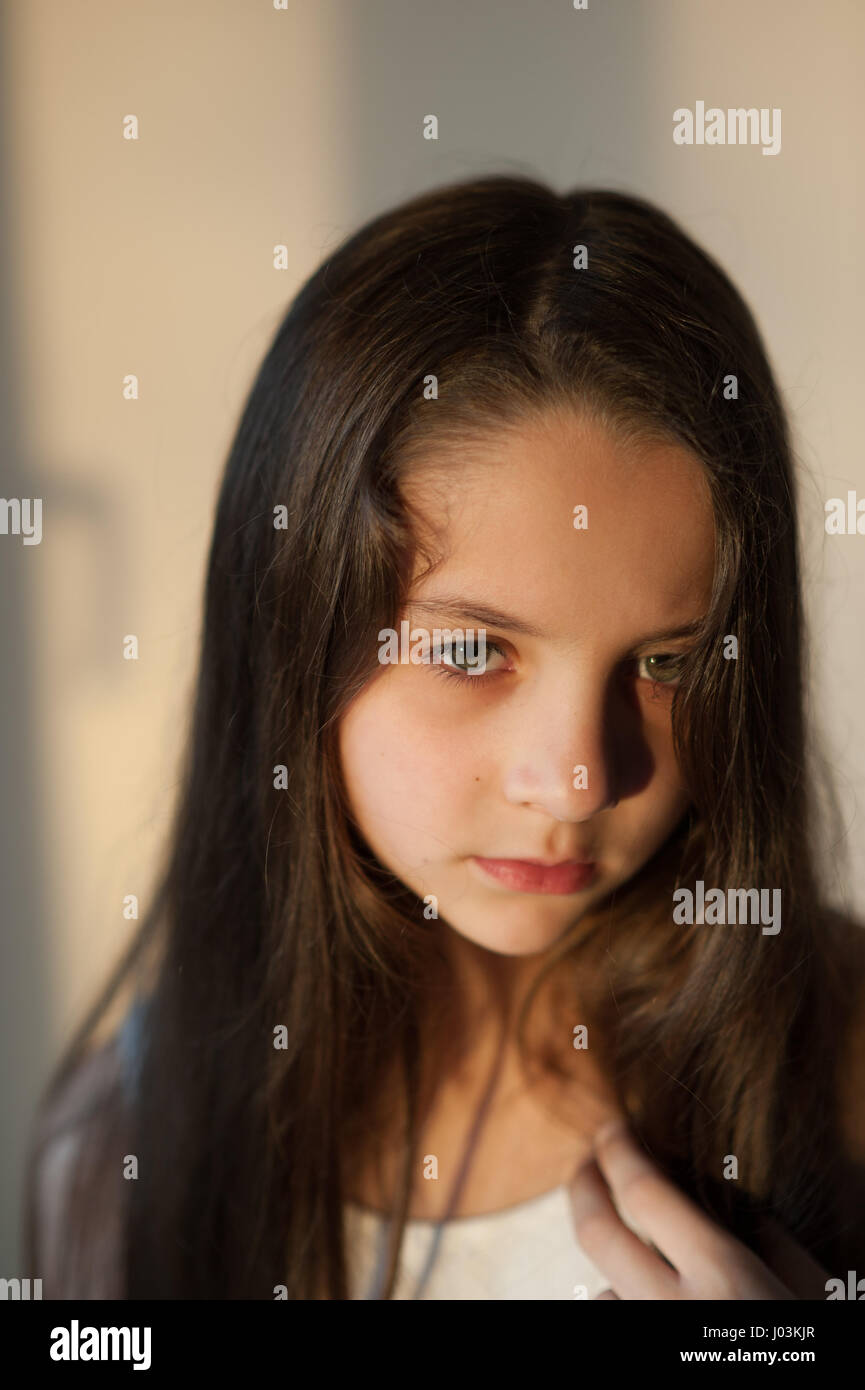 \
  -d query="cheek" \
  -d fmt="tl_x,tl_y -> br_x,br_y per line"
337,679 -> 479,836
